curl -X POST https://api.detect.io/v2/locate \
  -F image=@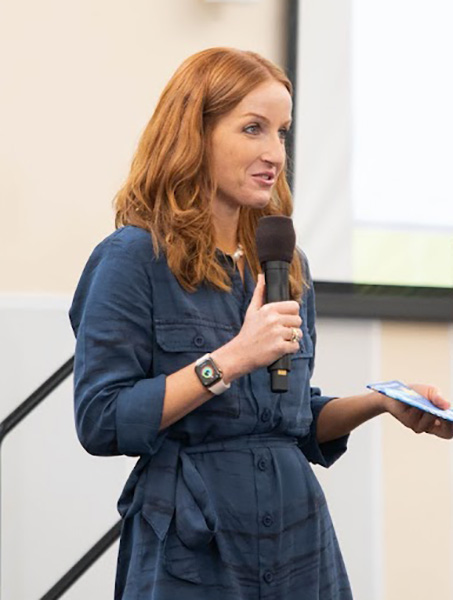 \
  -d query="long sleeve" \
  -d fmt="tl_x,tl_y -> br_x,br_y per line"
69,229 -> 167,457
299,252 -> 349,468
